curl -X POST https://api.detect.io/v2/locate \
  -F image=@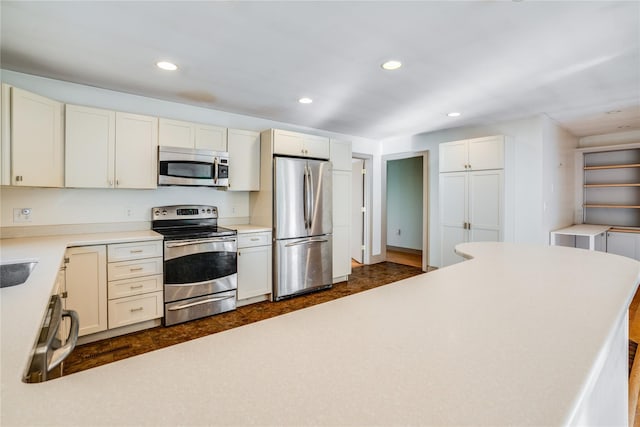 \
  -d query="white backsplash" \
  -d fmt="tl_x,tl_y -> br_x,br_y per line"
0,186 -> 250,228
